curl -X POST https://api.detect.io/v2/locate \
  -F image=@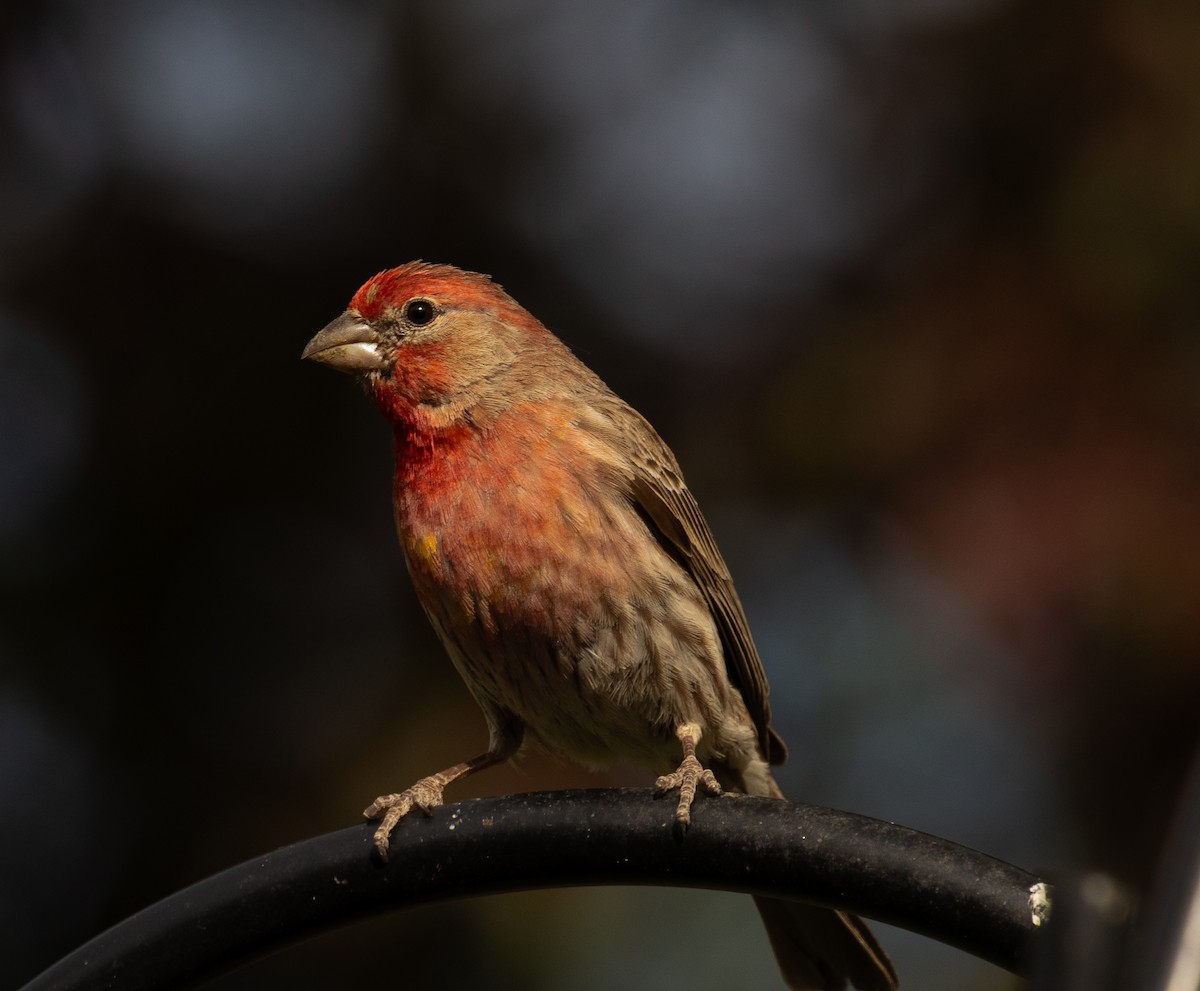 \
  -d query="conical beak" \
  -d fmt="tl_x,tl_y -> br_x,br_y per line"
301,312 -> 383,373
